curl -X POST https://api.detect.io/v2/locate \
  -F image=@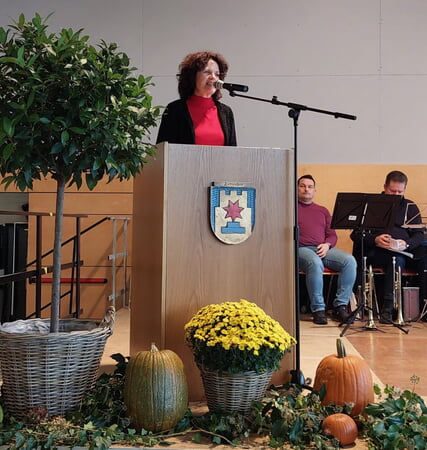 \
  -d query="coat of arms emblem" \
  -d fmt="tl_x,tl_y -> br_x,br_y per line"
209,183 -> 256,244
